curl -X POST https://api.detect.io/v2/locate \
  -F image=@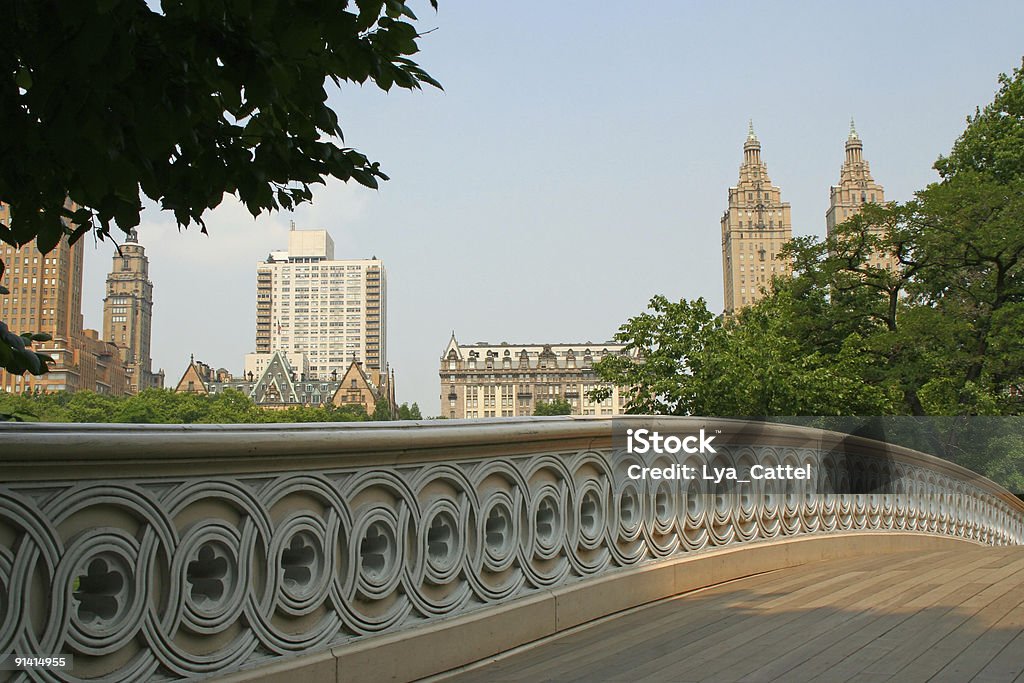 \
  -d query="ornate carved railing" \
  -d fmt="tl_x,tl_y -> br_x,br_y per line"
1,417 -> 1023,682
